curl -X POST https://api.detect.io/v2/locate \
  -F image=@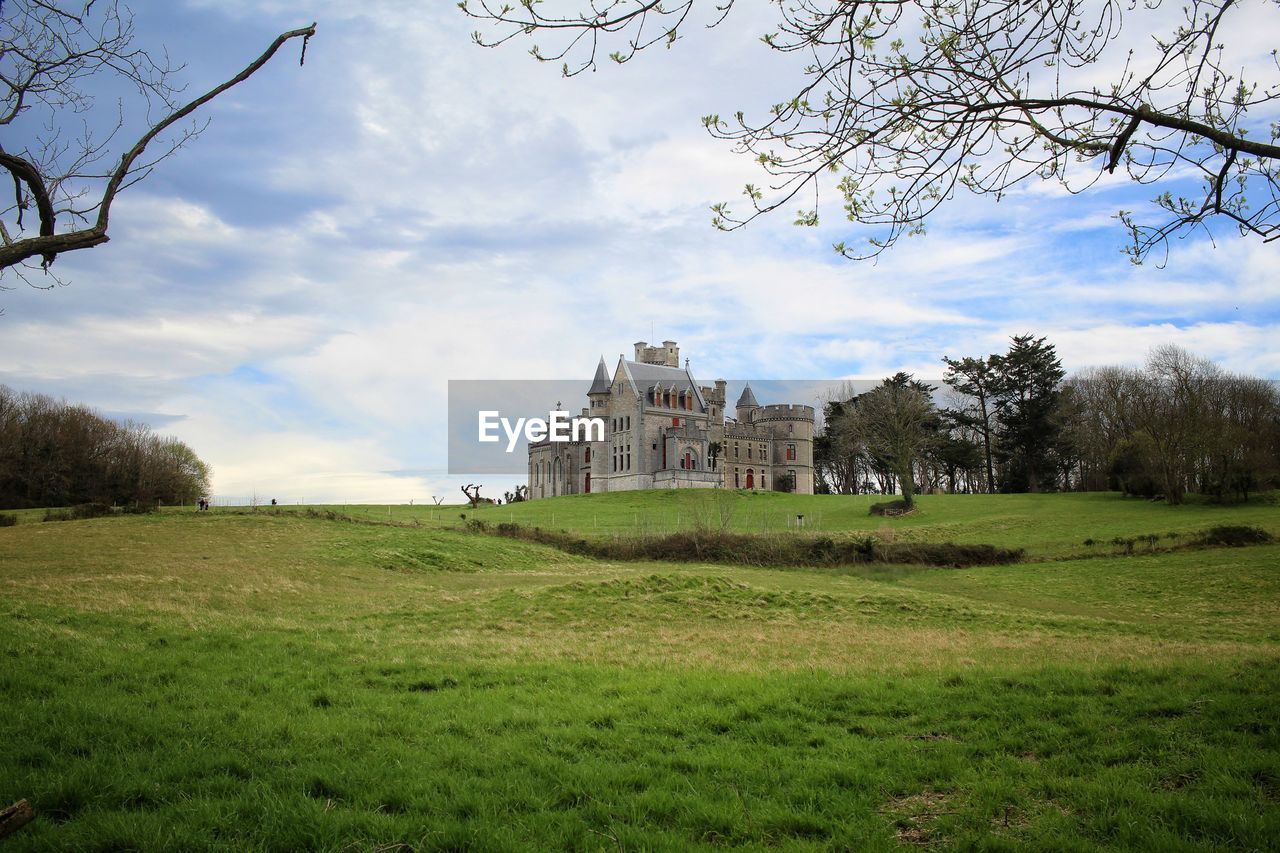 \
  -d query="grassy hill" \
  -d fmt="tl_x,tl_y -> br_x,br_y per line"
298,490 -> 1280,559
1,502 -> 1278,849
